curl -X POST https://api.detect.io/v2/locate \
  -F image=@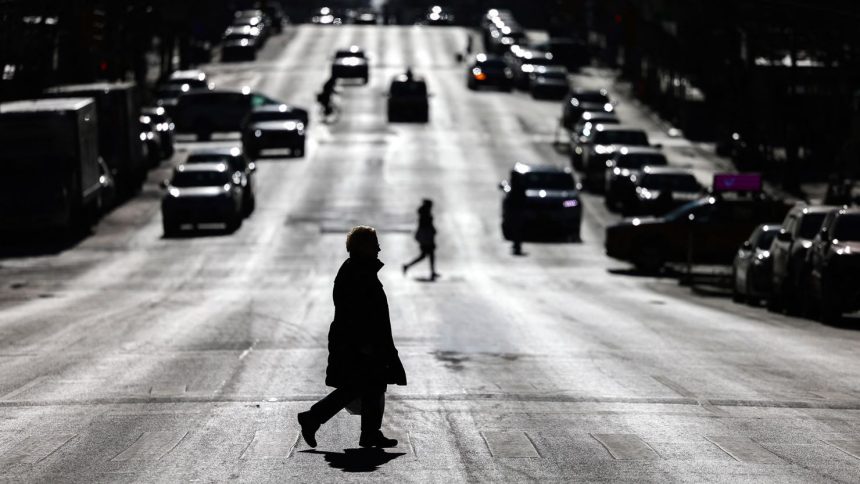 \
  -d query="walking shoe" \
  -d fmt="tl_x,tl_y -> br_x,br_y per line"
297,411 -> 319,448
359,430 -> 398,448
